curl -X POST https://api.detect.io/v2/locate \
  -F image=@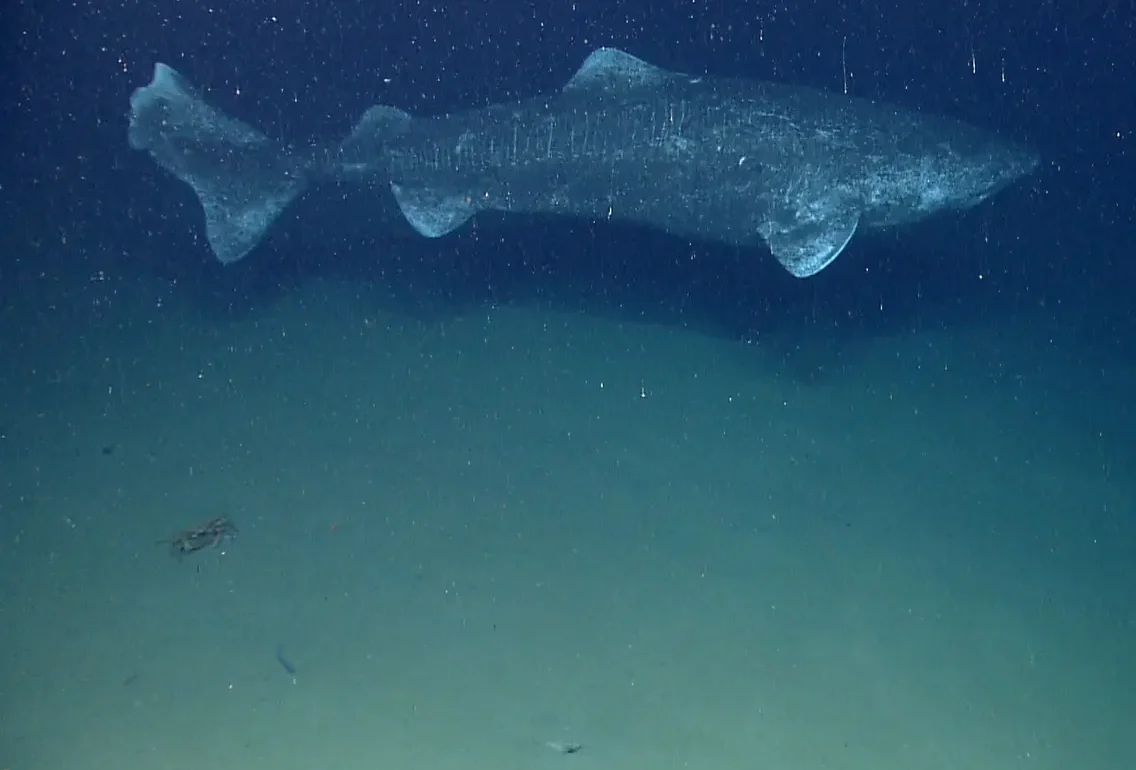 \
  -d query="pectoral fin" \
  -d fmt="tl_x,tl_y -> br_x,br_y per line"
766,212 -> 859,278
